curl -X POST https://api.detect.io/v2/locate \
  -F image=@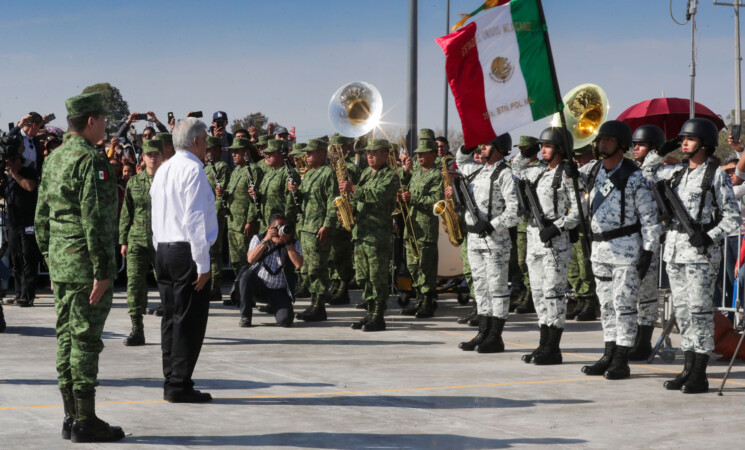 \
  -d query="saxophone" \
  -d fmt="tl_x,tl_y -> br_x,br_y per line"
330,144 -> 356,231
296,154 -> 310,180
432,156 -> 464,247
